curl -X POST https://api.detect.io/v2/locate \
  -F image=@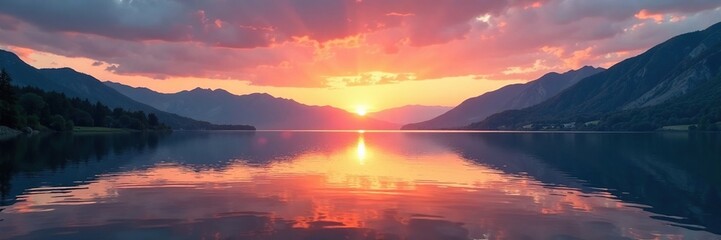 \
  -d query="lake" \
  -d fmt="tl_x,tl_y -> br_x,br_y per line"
0,131 -> 720,239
